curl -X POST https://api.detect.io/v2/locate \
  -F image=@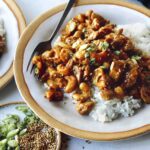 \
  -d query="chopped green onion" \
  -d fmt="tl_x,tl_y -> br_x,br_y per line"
87,47 -> 94,52
7,129 -> 19,138
16,106 -> 29,113
114,50 -> 121,55
90,43 -> 96,48
15,146 -> 19,150
8,140 -> 18,148
100,65 -> 107,69
99,41 -> 109,51
86,43 -> 96,52
0,139 -> 7,149
3,115 -> 20,124
85,52 -> 90,58
82,28 -> 87,33
131,58 -> 137,64
90,58 -> 96,65
19,128 -> 27,136
34,67 -> 39,75
131,55 -> 141,60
